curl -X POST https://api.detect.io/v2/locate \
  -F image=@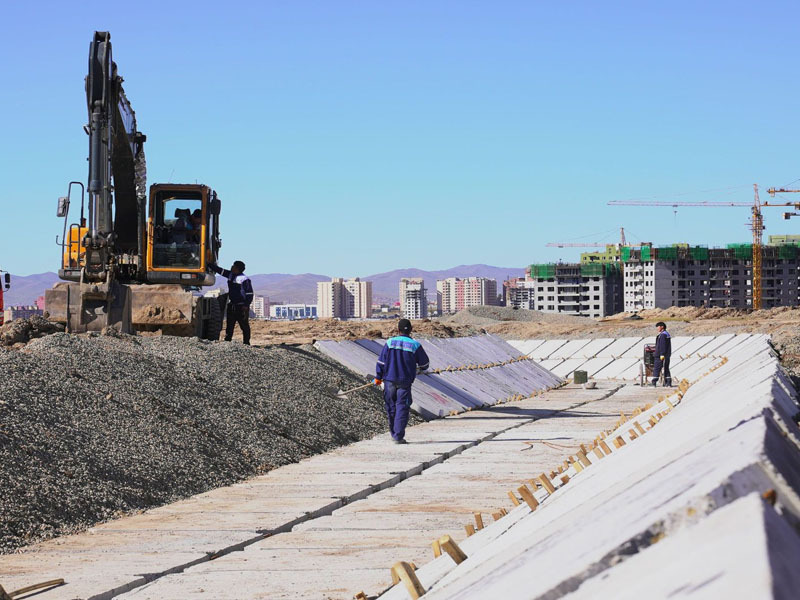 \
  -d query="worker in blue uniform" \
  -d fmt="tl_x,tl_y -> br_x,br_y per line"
652,321 -> 672,387
374,319 -> 430,444
208,260 -> 254,345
